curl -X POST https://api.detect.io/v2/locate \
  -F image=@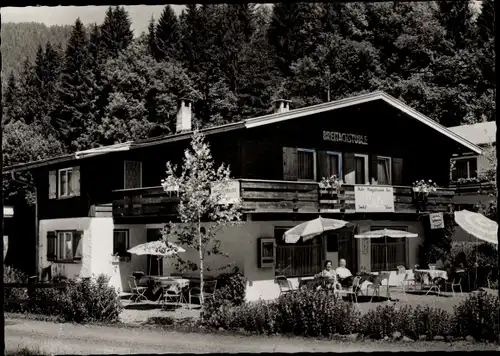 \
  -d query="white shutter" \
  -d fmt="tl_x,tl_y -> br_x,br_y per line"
49,170 -> 57,199
72,166 -> 81,196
